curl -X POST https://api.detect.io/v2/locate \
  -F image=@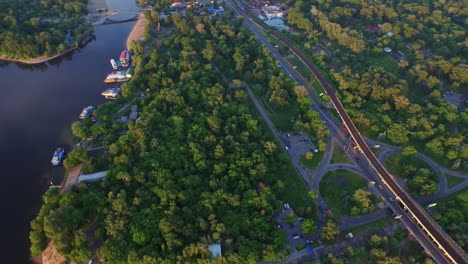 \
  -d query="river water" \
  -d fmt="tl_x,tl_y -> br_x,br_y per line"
0,21 -> 135,263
